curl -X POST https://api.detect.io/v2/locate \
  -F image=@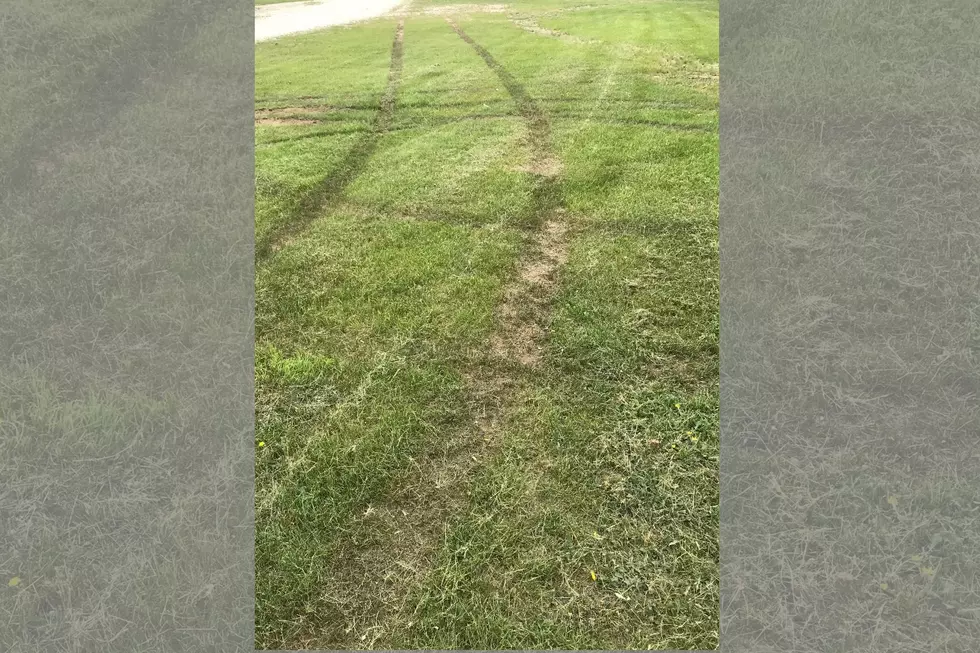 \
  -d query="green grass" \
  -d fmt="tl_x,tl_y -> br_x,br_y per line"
255,0 -> 718,648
